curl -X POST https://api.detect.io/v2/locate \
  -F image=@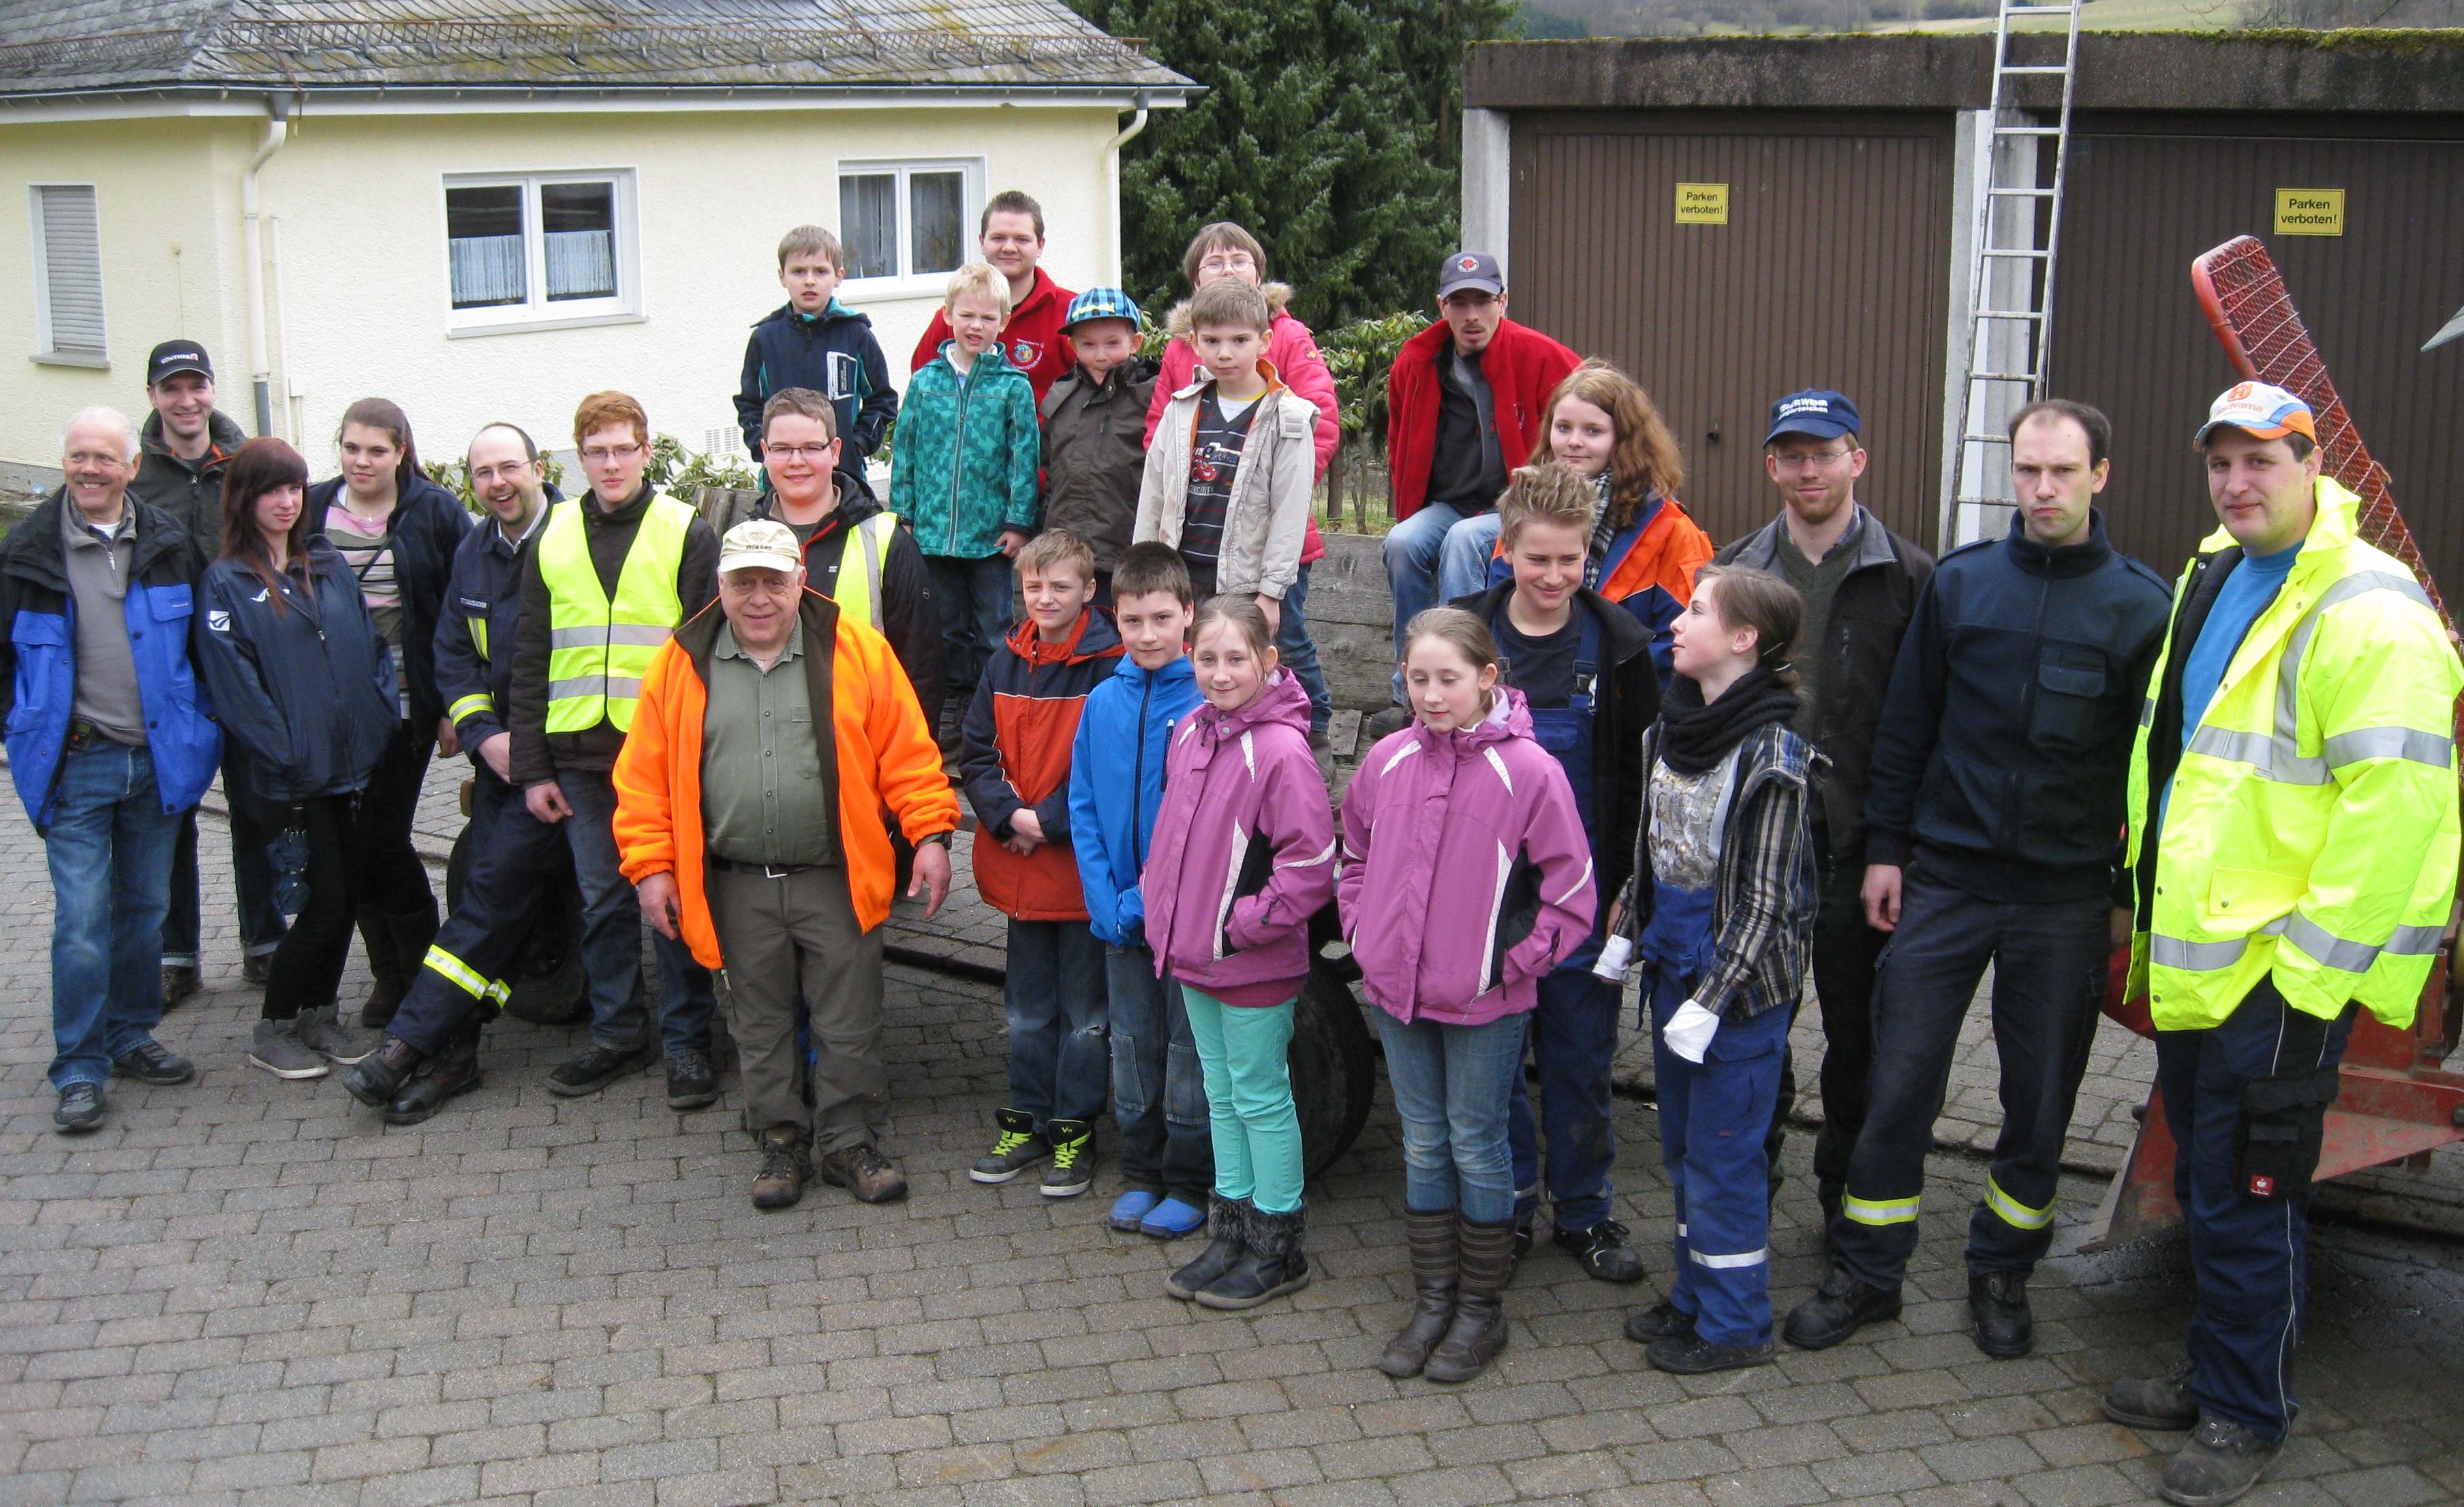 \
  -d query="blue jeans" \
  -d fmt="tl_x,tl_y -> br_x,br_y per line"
1375,1009 -> 1526,1224
925,553 -> 1013,696
1276,563 -> 1331,739
1004,918 -> 1109,1126
555,768 -> 713,1057
1107,942 -> 1211,1202
1383,503 -> 1498,701
1507,963 -> 1624,1232
1652,976 -> 1791,1348
48,741 -> 184,1089
2155,980 -> 2357,1442
162,741 -> 283,967
1441,514 -> 1504,604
